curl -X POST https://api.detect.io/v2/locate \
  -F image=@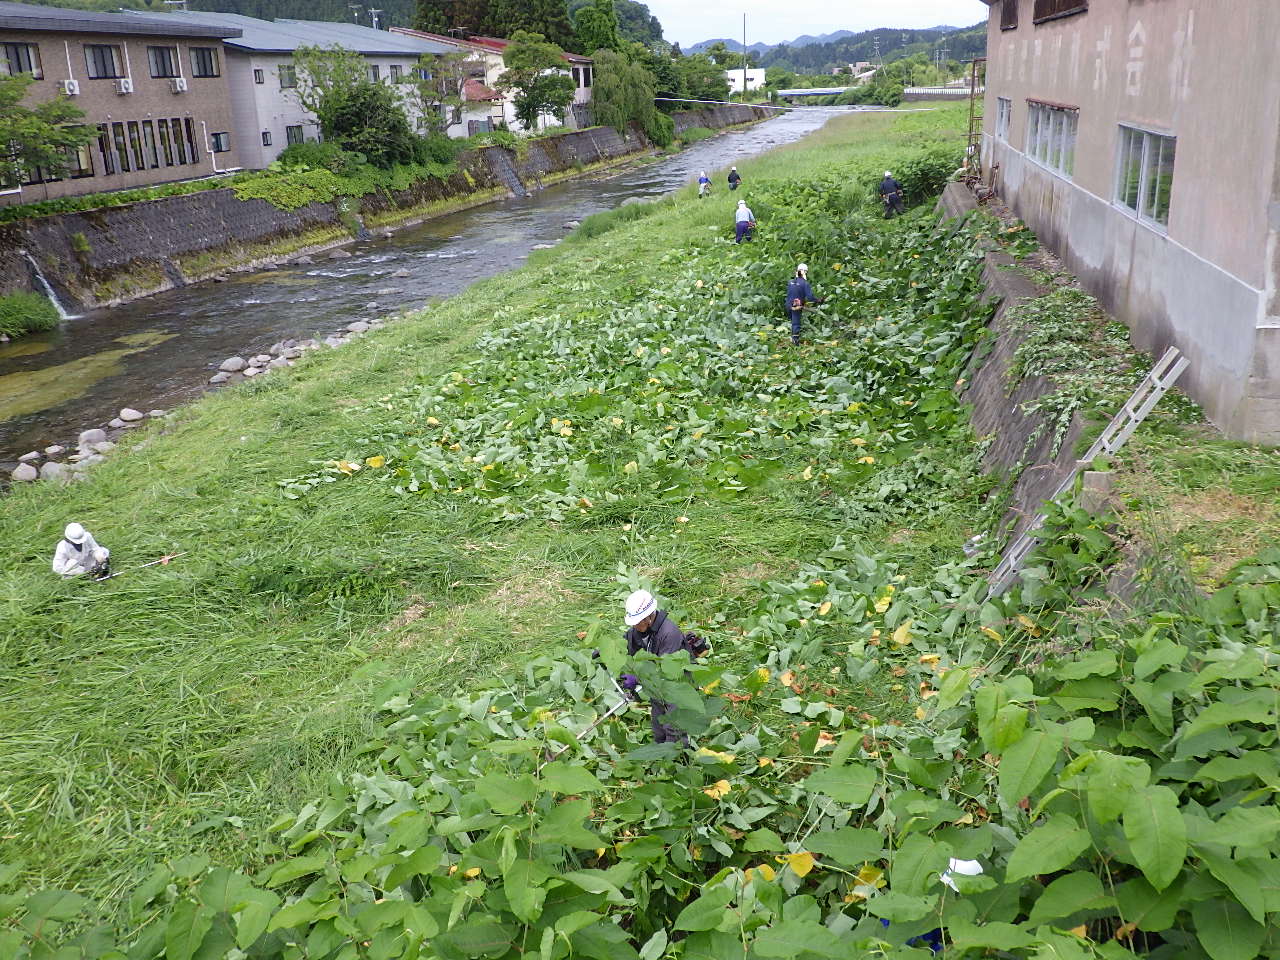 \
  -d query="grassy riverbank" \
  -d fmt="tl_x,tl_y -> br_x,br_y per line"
1,102 -> 973,911
6,101 -> 1280,959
